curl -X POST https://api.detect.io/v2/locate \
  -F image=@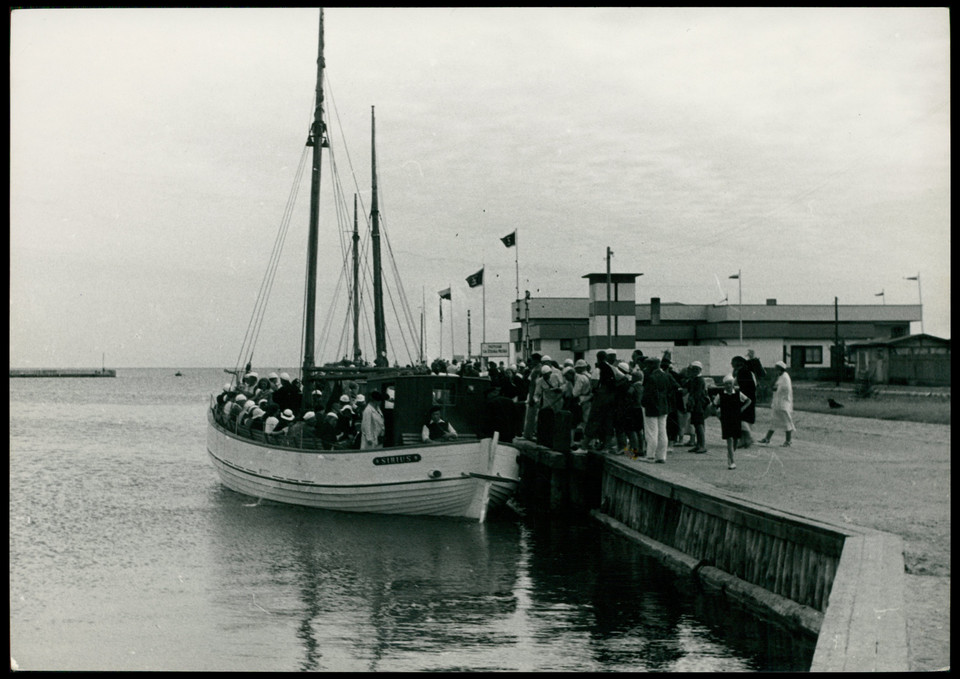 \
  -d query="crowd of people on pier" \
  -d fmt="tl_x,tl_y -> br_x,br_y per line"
477,347 -> 771,470
213,348 -> 784,469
